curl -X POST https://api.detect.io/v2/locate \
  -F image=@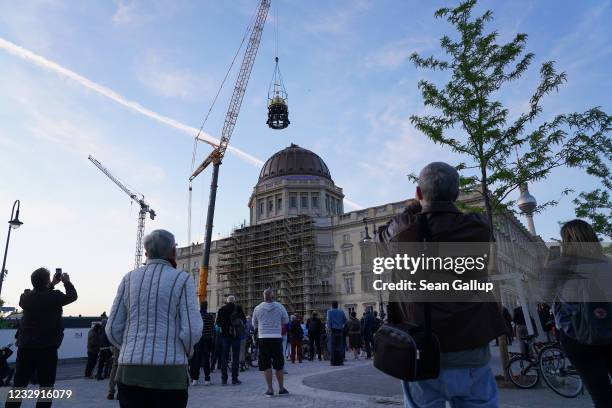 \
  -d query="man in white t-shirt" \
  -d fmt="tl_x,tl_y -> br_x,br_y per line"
252,288 -> 289,397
